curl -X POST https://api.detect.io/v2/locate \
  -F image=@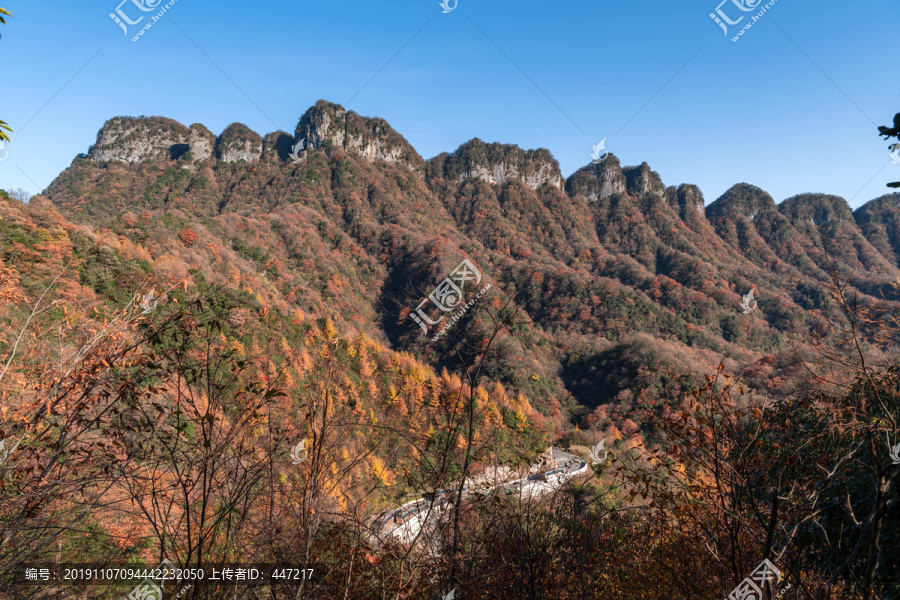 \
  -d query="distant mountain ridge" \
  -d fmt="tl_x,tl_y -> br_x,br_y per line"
78,101 -> 900,242
33,98 -> 900,432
